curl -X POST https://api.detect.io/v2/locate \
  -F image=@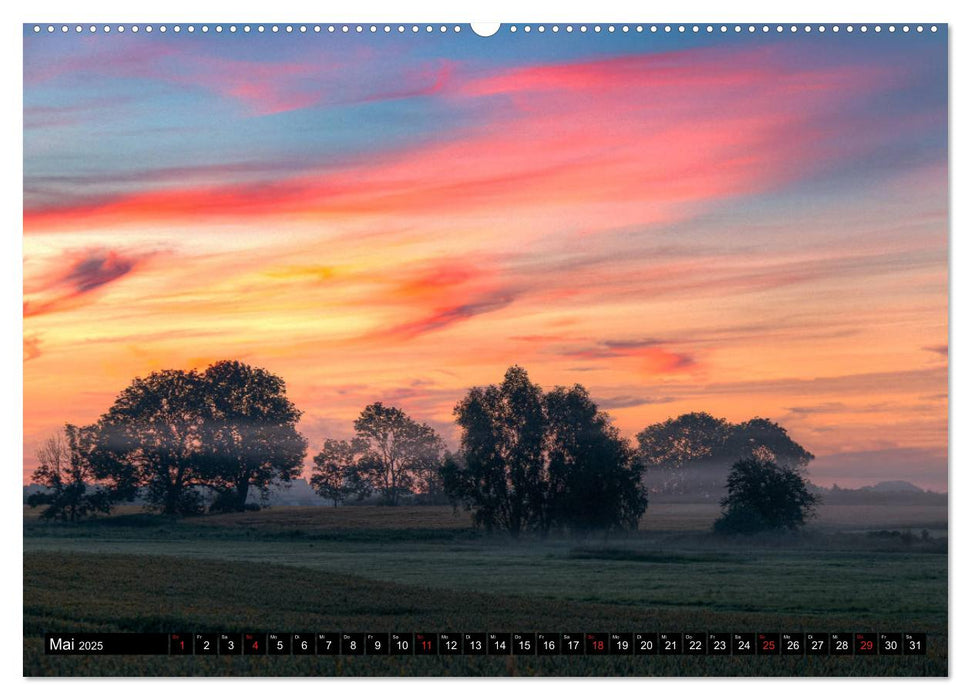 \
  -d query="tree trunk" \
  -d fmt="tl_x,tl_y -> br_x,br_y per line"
234,479 -> 250,511
163,488 -> 179,515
